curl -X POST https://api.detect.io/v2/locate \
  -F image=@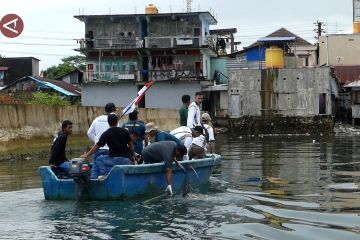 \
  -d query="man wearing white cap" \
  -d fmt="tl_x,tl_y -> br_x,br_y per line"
145,122 -> 182,145
201,113 -> 216,154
